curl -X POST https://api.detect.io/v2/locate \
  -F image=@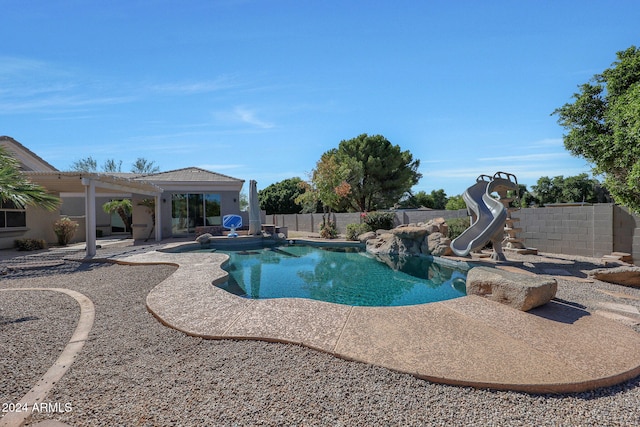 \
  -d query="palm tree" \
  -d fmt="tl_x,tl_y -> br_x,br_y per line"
138,198 -> 156,241
0,146 -> 60,210
102,199 -> 133,233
